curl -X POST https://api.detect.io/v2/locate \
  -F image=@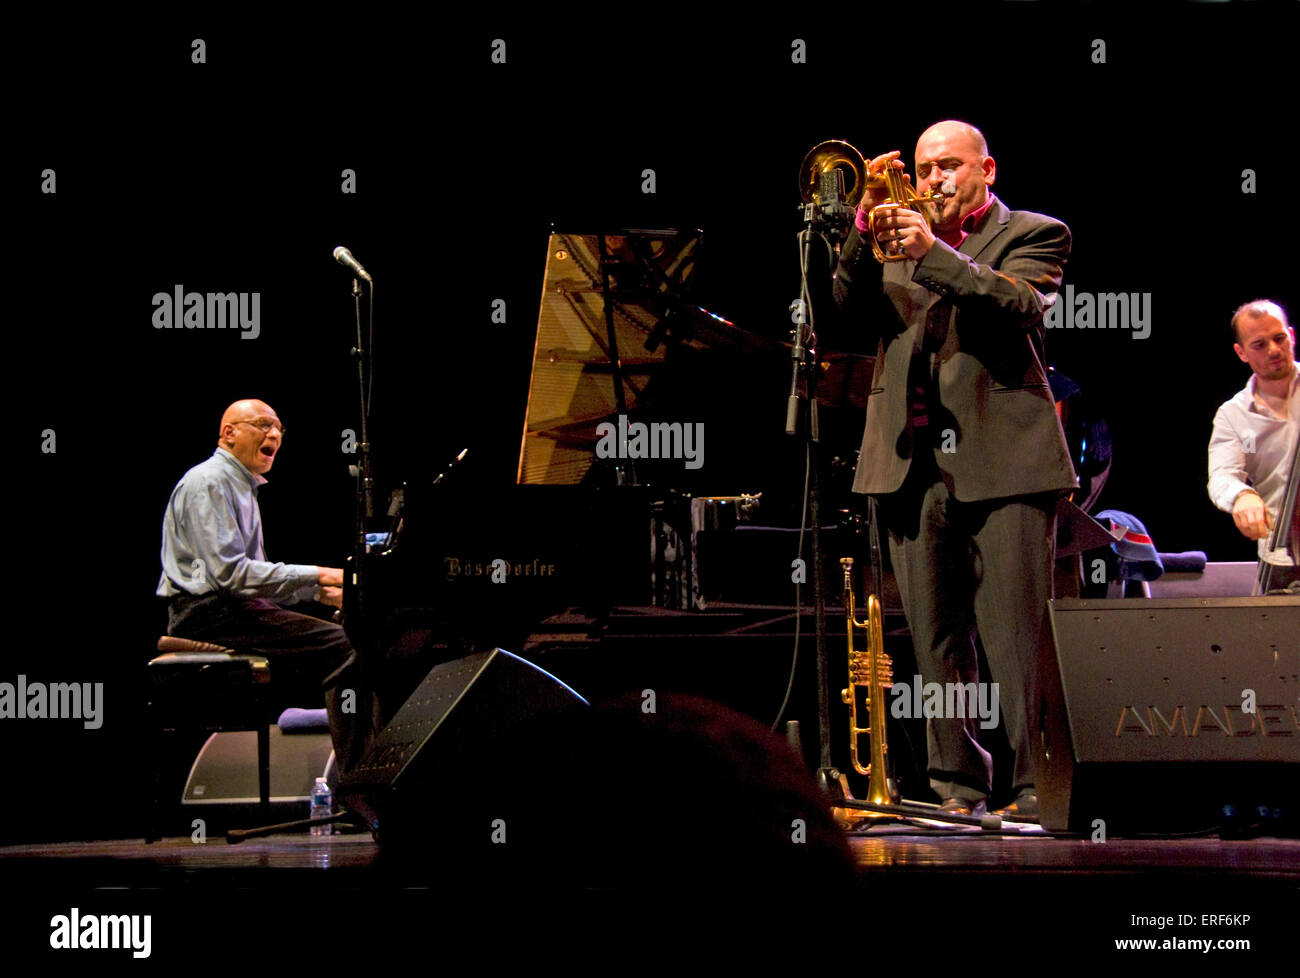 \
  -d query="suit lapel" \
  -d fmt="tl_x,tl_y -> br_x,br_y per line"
959,195 -> 1009,262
